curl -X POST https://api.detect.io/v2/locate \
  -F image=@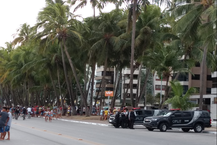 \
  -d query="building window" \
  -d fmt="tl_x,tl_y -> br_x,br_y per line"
207,75 -> 212,81
206,88 -> 211,94
174,73 -> 189,81
133,75 -> 138,79
214,97 -> 217,104
195,62 -> 200,67
183,85 -> 188,94
212,83 -> 217,88
192,74 -> 200,80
